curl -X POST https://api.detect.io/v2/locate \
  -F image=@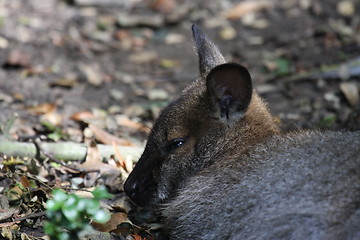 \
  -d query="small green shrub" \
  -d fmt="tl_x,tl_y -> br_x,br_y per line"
44,186 -> 112,240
